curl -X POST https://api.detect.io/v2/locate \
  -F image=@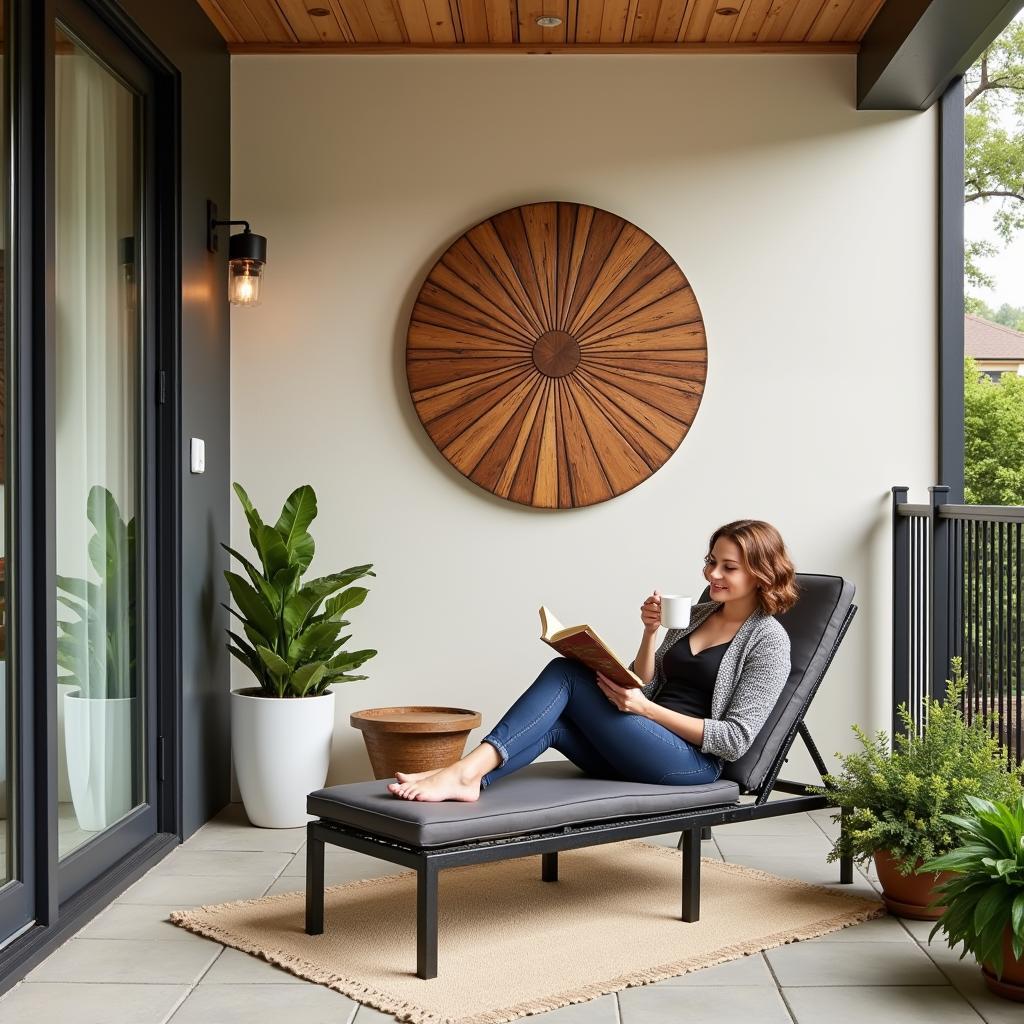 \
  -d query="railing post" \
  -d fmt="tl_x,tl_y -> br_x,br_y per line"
930,486 -> 951,704
892,486 -> 910,736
